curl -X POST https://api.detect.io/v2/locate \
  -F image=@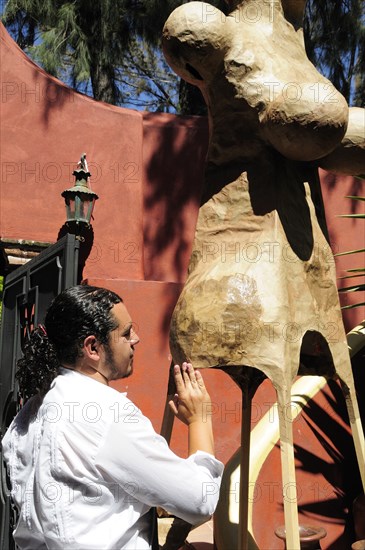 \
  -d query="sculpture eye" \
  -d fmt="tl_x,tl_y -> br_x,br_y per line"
185,63 -> 203,81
